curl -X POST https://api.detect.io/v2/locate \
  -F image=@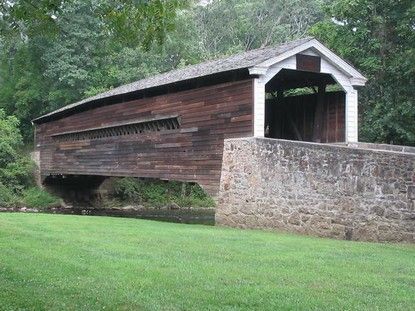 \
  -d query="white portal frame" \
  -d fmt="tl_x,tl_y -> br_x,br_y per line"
248,38 -> 367,143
